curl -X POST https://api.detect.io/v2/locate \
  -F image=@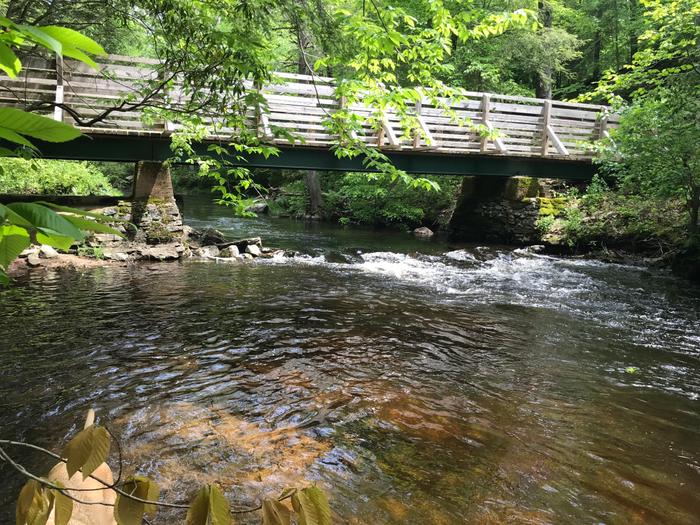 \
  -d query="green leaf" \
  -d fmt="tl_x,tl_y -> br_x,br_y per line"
186,485 -> 231,525
114,476 -> 160,525
6,203 -> 84,240
35,202 -> 128,223
0,126 -> 37,149
15,480 -> 52,525
16,25 -> 63,55
0,108 -> 81,143
51,487 -> 73,525
62,425 -> 111,480
38,26 -> 106,56
0,204 -> 33,227
291,487 -> 331,525
0,268 -> 9,285
0,42 -> 21,77
0,224 -> 30,269
61,215 -> 124,237
36,229 -> 75,251
262,498 -> 291,525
